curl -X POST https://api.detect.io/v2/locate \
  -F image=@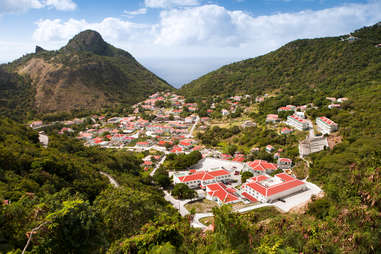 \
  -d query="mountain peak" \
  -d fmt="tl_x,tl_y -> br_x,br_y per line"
63,30 -> 109,55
